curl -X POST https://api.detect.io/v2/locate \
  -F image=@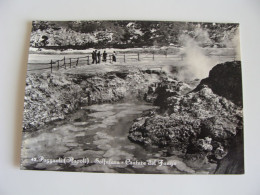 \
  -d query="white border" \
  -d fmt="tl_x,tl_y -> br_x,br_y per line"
0,0 -> 260,194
